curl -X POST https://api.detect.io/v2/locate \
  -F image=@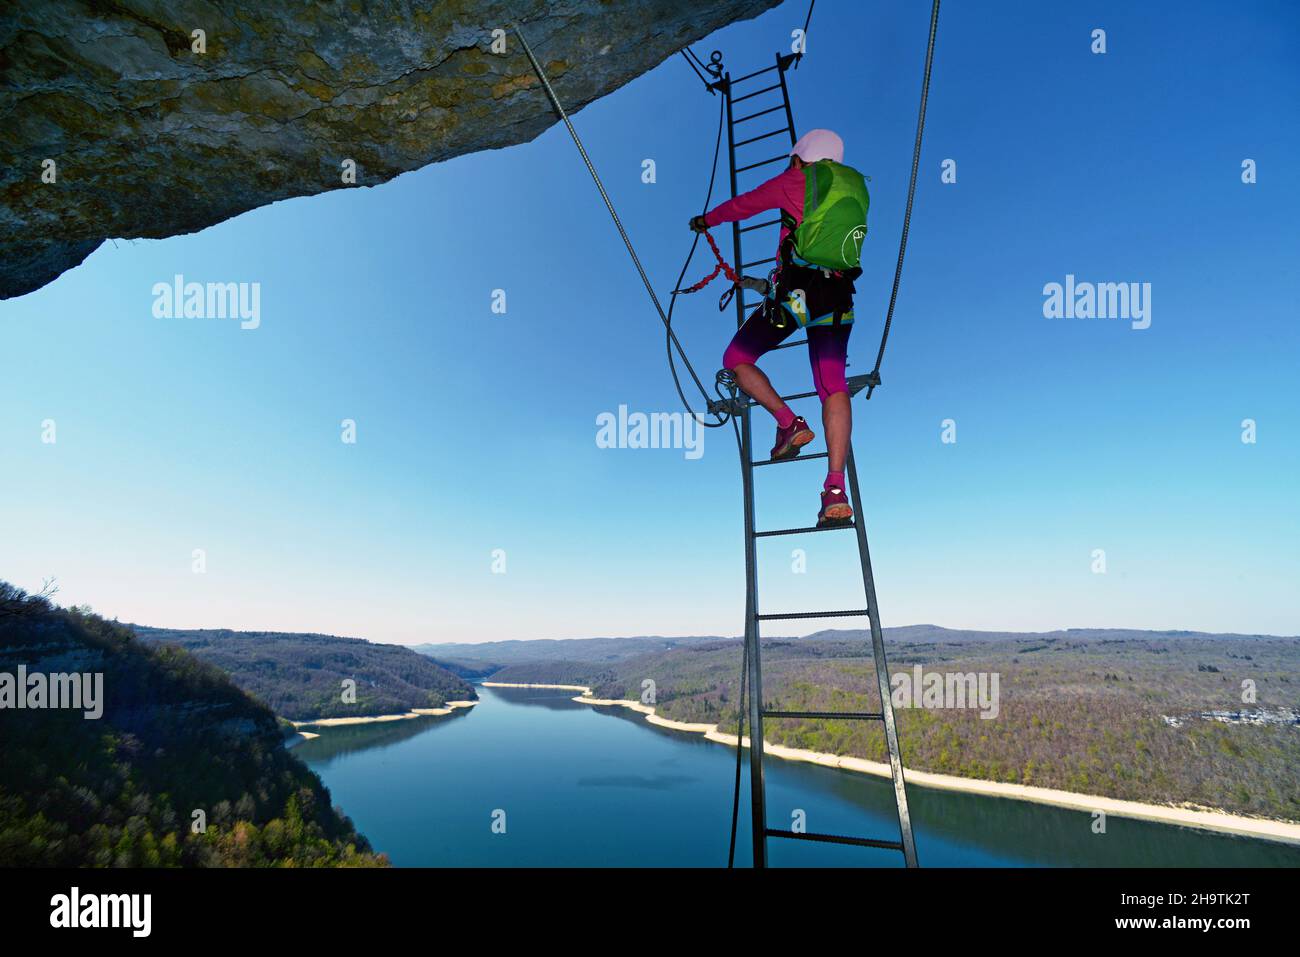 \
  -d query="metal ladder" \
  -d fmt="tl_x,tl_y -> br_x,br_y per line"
706,52 -> 919,868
